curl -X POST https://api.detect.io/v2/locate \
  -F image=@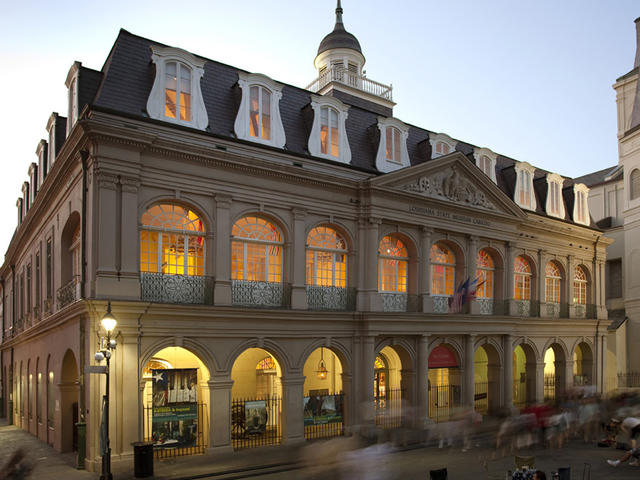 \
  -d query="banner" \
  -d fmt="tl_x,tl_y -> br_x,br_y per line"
152,368 -> 198,448
303,394 -> 343,425
244,400 -> 268,434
